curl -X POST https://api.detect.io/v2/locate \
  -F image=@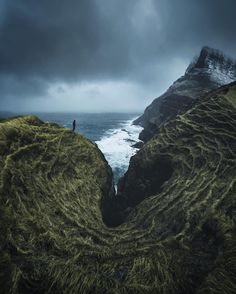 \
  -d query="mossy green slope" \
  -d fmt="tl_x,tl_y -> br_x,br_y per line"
0,116 -> 115,293
0,82 -> 236,294
116,82 -> 236,293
